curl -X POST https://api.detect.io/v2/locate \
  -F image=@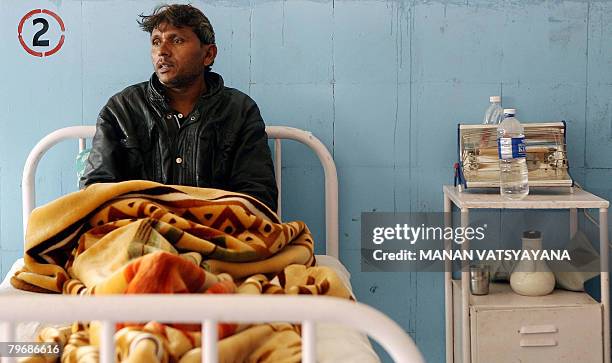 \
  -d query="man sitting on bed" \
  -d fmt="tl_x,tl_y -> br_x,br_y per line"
80,4 -> 278,211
